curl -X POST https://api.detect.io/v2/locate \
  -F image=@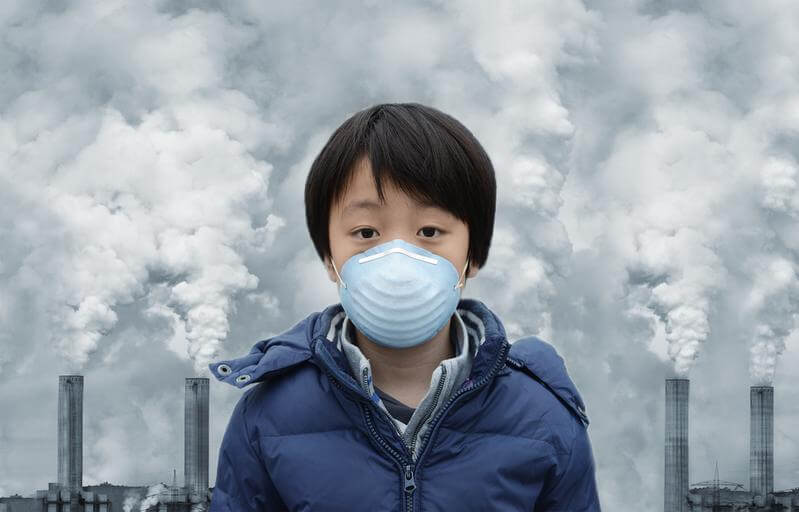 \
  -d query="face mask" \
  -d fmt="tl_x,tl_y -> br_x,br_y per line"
330,238 -> 469,349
